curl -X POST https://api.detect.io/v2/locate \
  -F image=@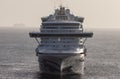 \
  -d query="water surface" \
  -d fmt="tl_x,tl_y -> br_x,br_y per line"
0,28 -> 120,79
